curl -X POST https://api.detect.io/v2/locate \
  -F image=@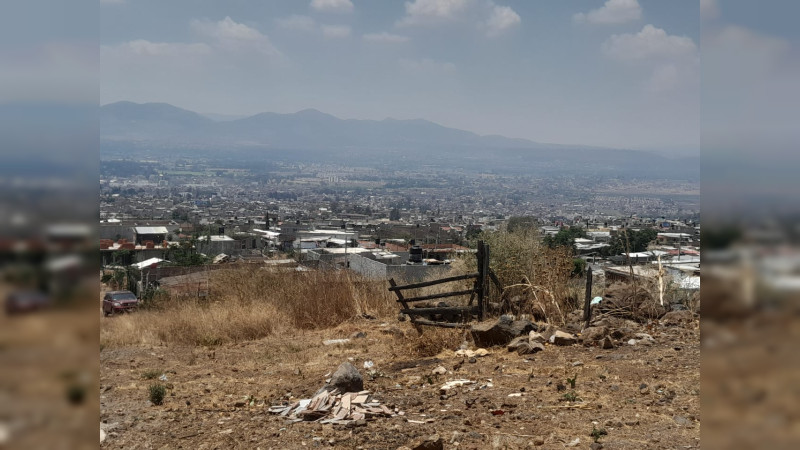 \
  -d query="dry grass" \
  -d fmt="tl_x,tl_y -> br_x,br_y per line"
101,267 -> 397,348
469,230 -> 577,325
403,327 -> 467,357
